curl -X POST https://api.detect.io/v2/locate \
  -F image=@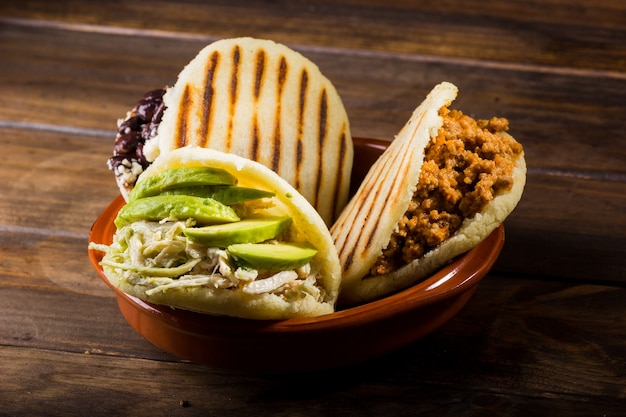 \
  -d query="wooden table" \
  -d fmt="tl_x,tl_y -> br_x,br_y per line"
1,1 -> 625,415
